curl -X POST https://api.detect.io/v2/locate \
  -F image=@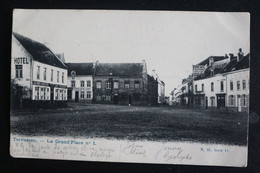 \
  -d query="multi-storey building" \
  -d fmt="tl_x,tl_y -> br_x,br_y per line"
193,49 -> 249,112
92,60 -> 158,105
66,63 -> 94,102
11,32 -> 68,108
